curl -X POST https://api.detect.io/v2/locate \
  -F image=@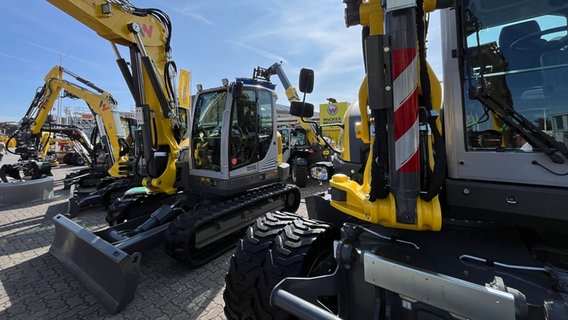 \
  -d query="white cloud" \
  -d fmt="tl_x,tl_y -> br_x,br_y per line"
168,4 -> 215,26
0,52 -> 48,66
227,41 -> 288,64
227,1 -> 363,103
